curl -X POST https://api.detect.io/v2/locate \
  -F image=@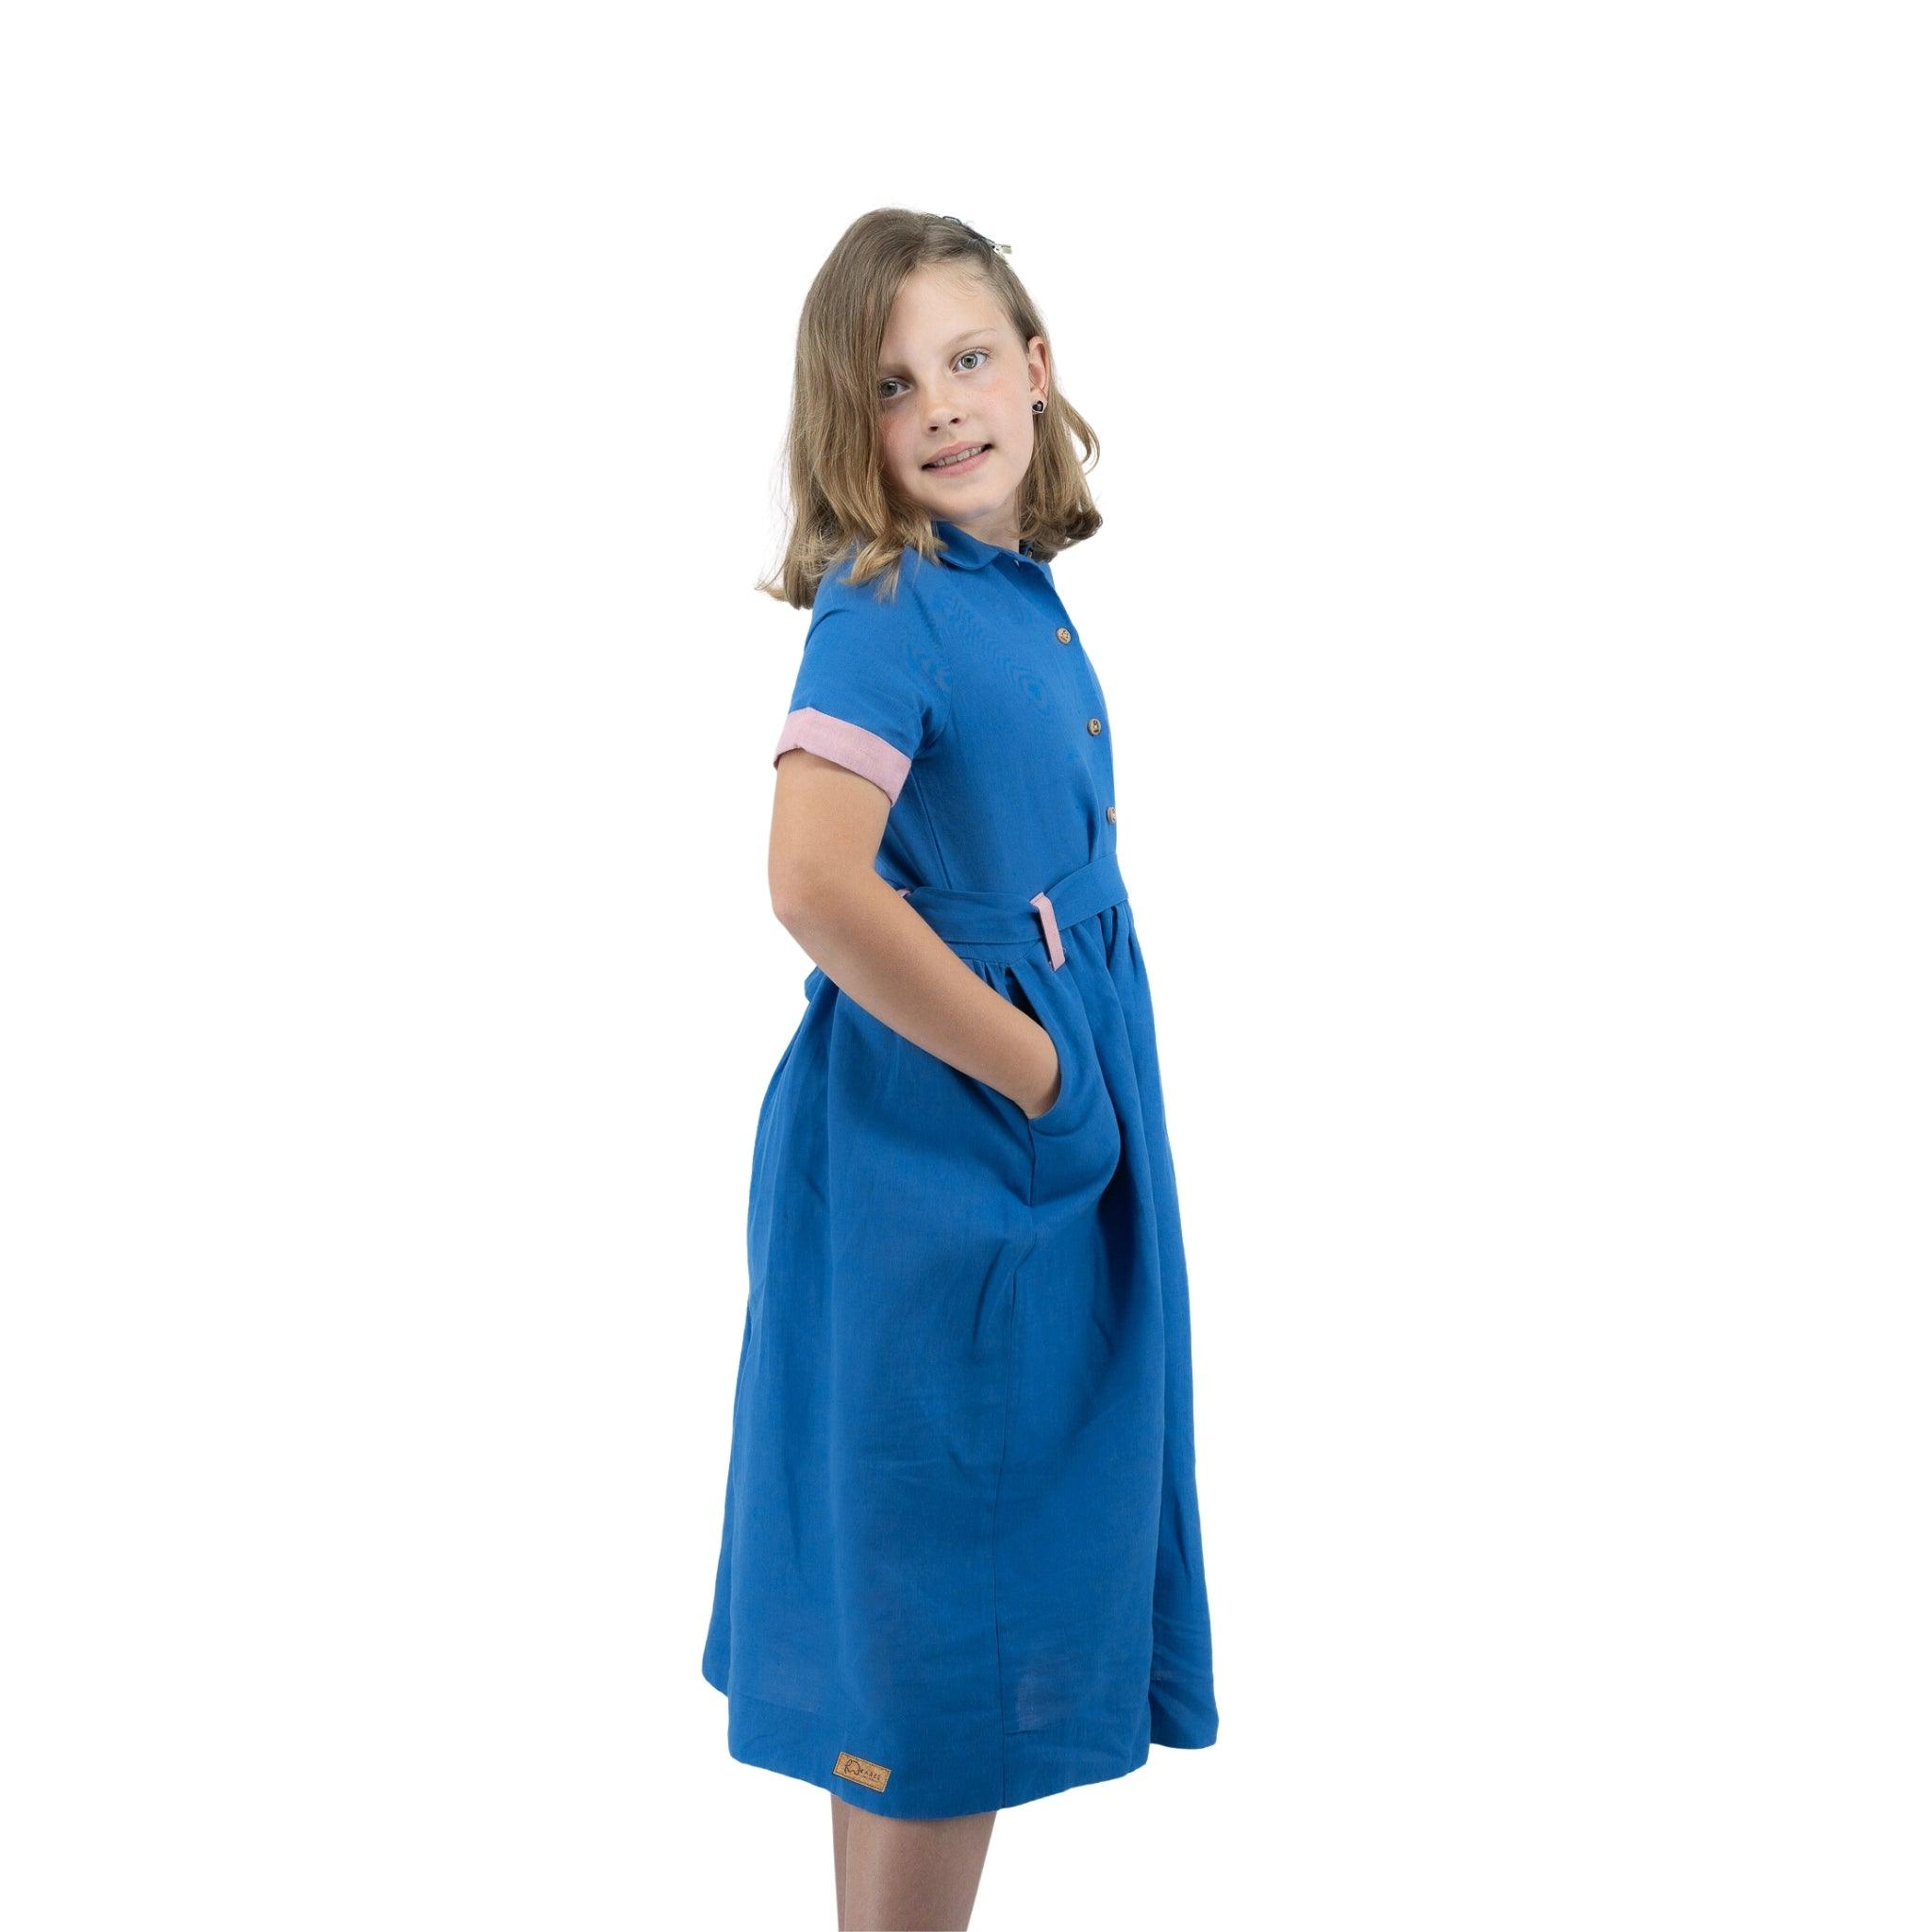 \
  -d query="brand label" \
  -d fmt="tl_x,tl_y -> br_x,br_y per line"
832,1750 -> 891,1791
